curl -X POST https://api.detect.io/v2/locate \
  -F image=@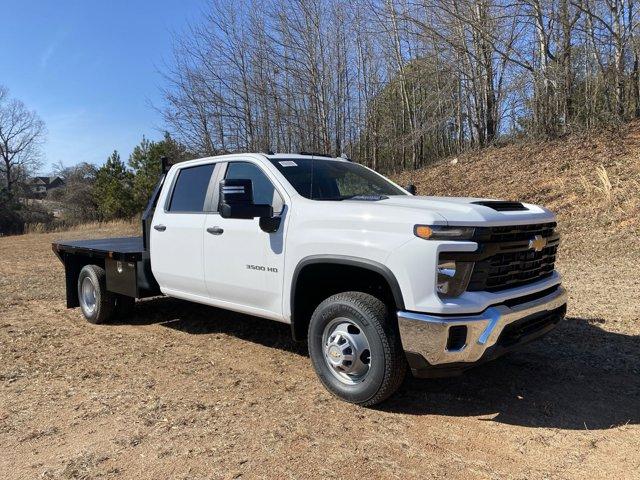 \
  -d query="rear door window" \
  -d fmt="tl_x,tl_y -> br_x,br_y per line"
168,164 -> 215,212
